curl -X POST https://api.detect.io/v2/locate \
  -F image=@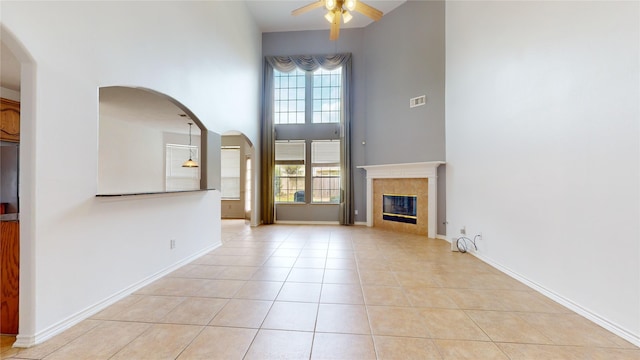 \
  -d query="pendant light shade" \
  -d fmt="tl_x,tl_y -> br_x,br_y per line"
182,122 -> 199,168
182,158 -> 198,168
